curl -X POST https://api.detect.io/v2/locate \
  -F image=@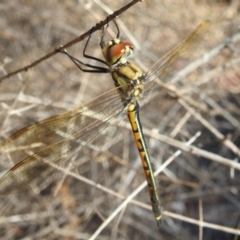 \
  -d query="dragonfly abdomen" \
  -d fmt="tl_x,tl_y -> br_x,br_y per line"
127,101 -> 162,224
